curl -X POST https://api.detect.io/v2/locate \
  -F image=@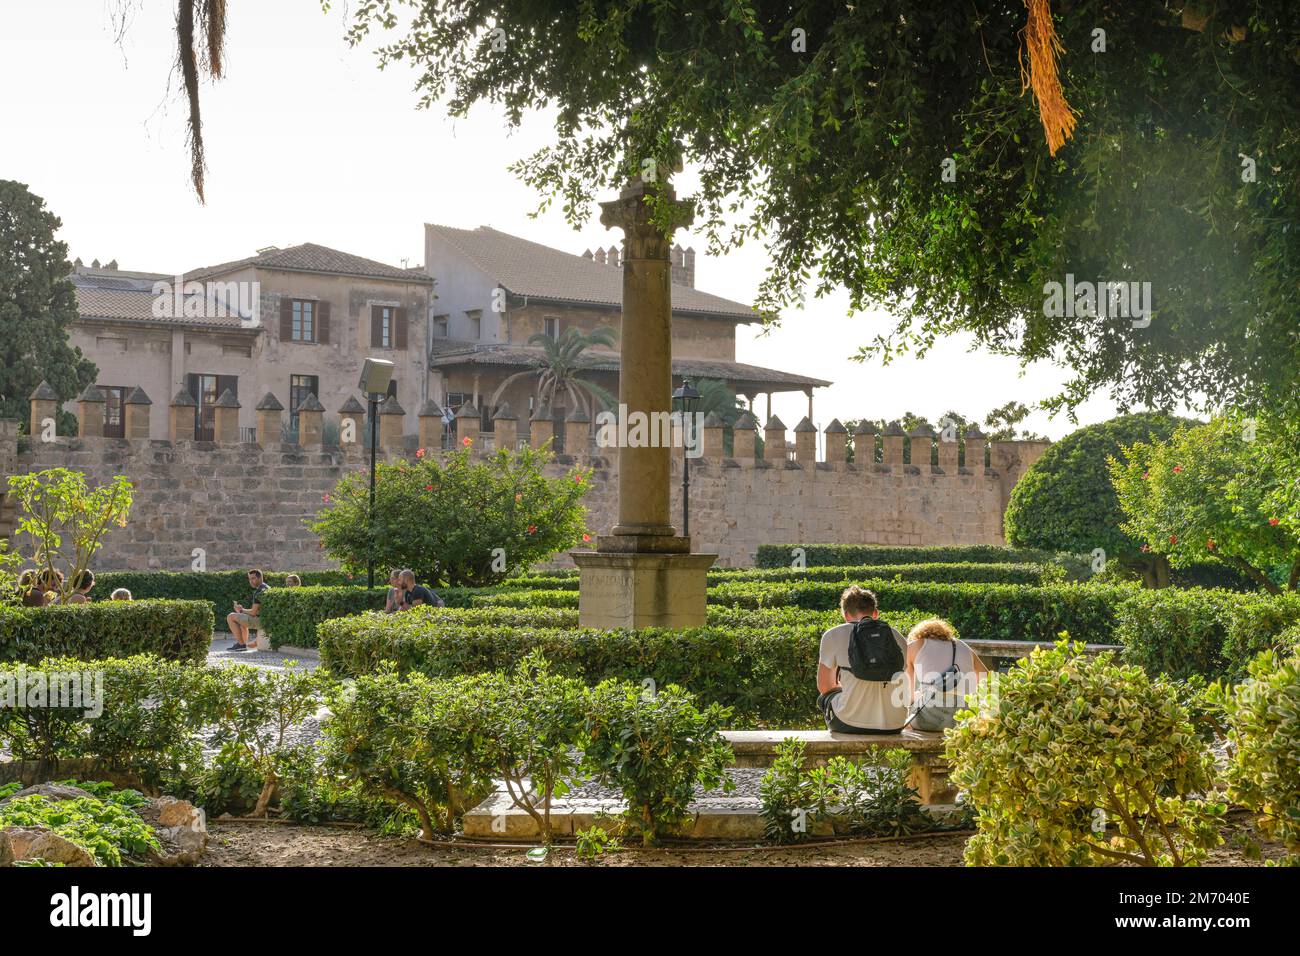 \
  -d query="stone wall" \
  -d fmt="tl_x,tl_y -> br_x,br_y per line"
1,412 -> 1048,571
